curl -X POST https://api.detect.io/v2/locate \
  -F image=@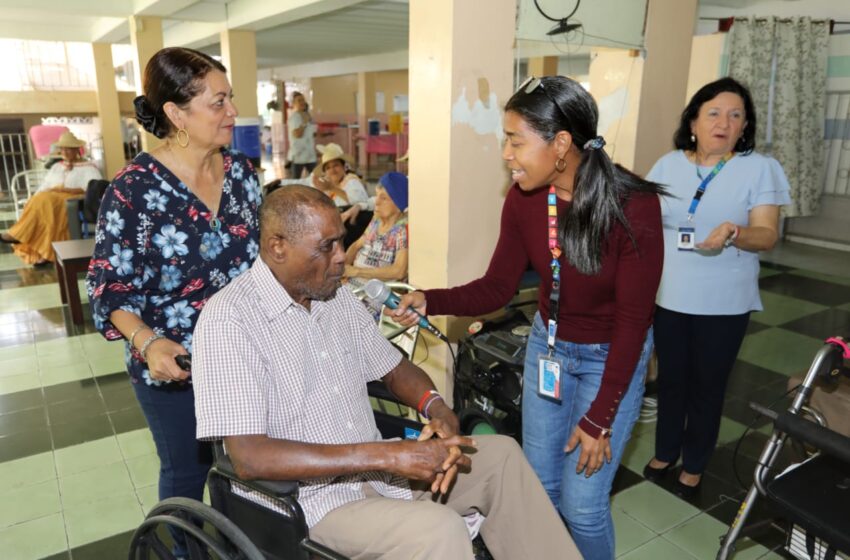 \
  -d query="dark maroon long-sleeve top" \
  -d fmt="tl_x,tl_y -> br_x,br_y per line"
425,184 -> 663,438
